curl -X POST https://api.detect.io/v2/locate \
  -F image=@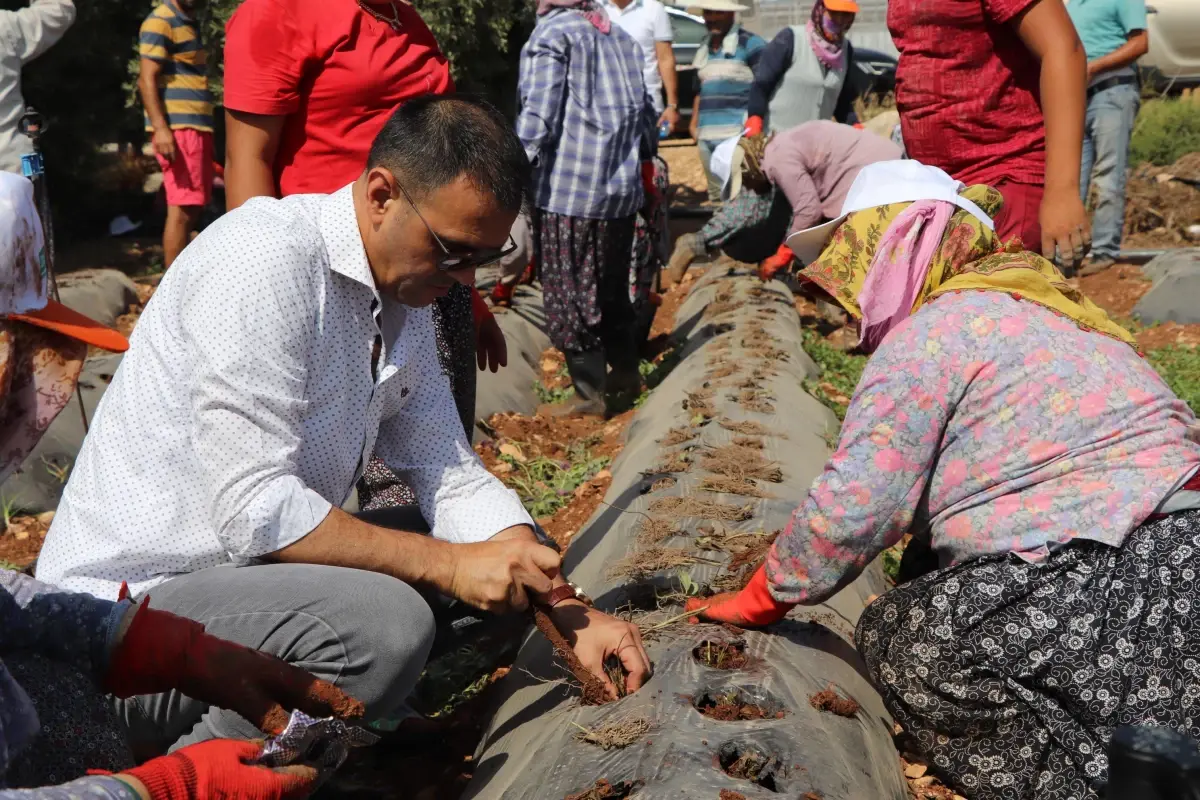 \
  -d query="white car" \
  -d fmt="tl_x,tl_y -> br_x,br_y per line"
1143,0 -> 1200,91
